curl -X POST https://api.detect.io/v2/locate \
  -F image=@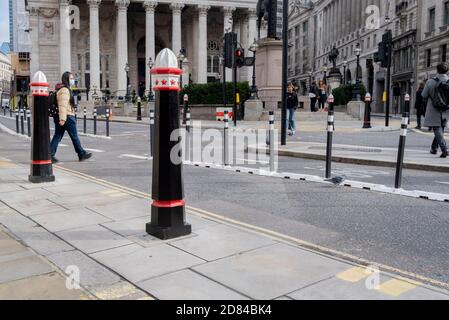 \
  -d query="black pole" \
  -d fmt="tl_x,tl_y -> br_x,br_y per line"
395,112 -> 409,189
223,57 -> 227,109
29,72 -> 55,183
150,108 -> 154,158
83,107 -> 87,134
16,110 -> 19,133
20,108 -> 25,135
223,110 -> 229,166
281,0 -> 289,146
27,109 -> 31,137
93,108 -> 97,135
233,64 -> 237,127
325,96 -> 335,179
146,49 -> 191,240
137,98 -> 142,121
182,94 -> 189,125
363,93 -> 372,129
385,31 -> 392,127
106,107 -> 110,137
